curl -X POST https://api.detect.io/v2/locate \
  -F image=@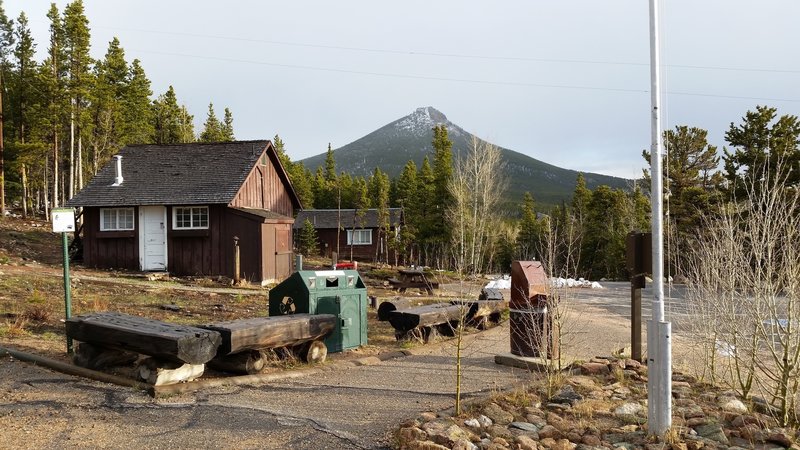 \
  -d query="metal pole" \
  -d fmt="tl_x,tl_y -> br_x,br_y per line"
648,0 -> 672,436
62,232 -> 73,354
